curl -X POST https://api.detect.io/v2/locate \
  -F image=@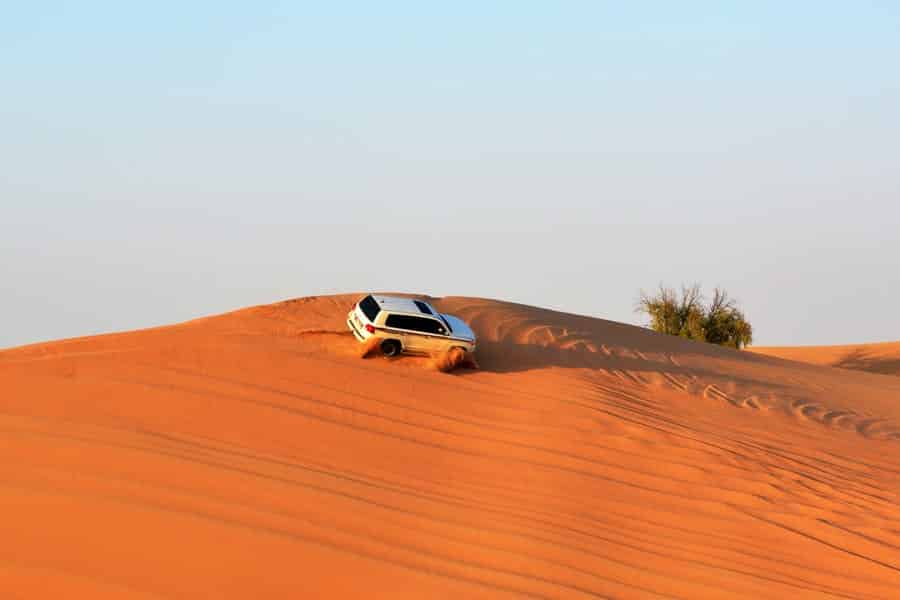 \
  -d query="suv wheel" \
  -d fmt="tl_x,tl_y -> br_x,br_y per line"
380,339 -> 401,357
